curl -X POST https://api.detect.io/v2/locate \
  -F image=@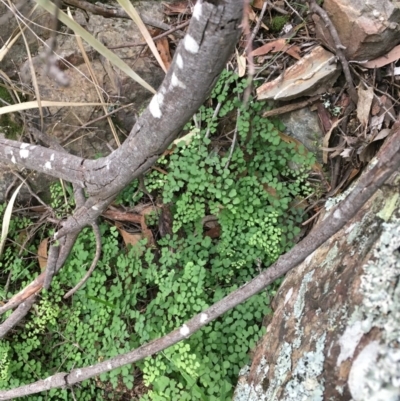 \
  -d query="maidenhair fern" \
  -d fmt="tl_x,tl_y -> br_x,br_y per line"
0,70 -> 316,400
